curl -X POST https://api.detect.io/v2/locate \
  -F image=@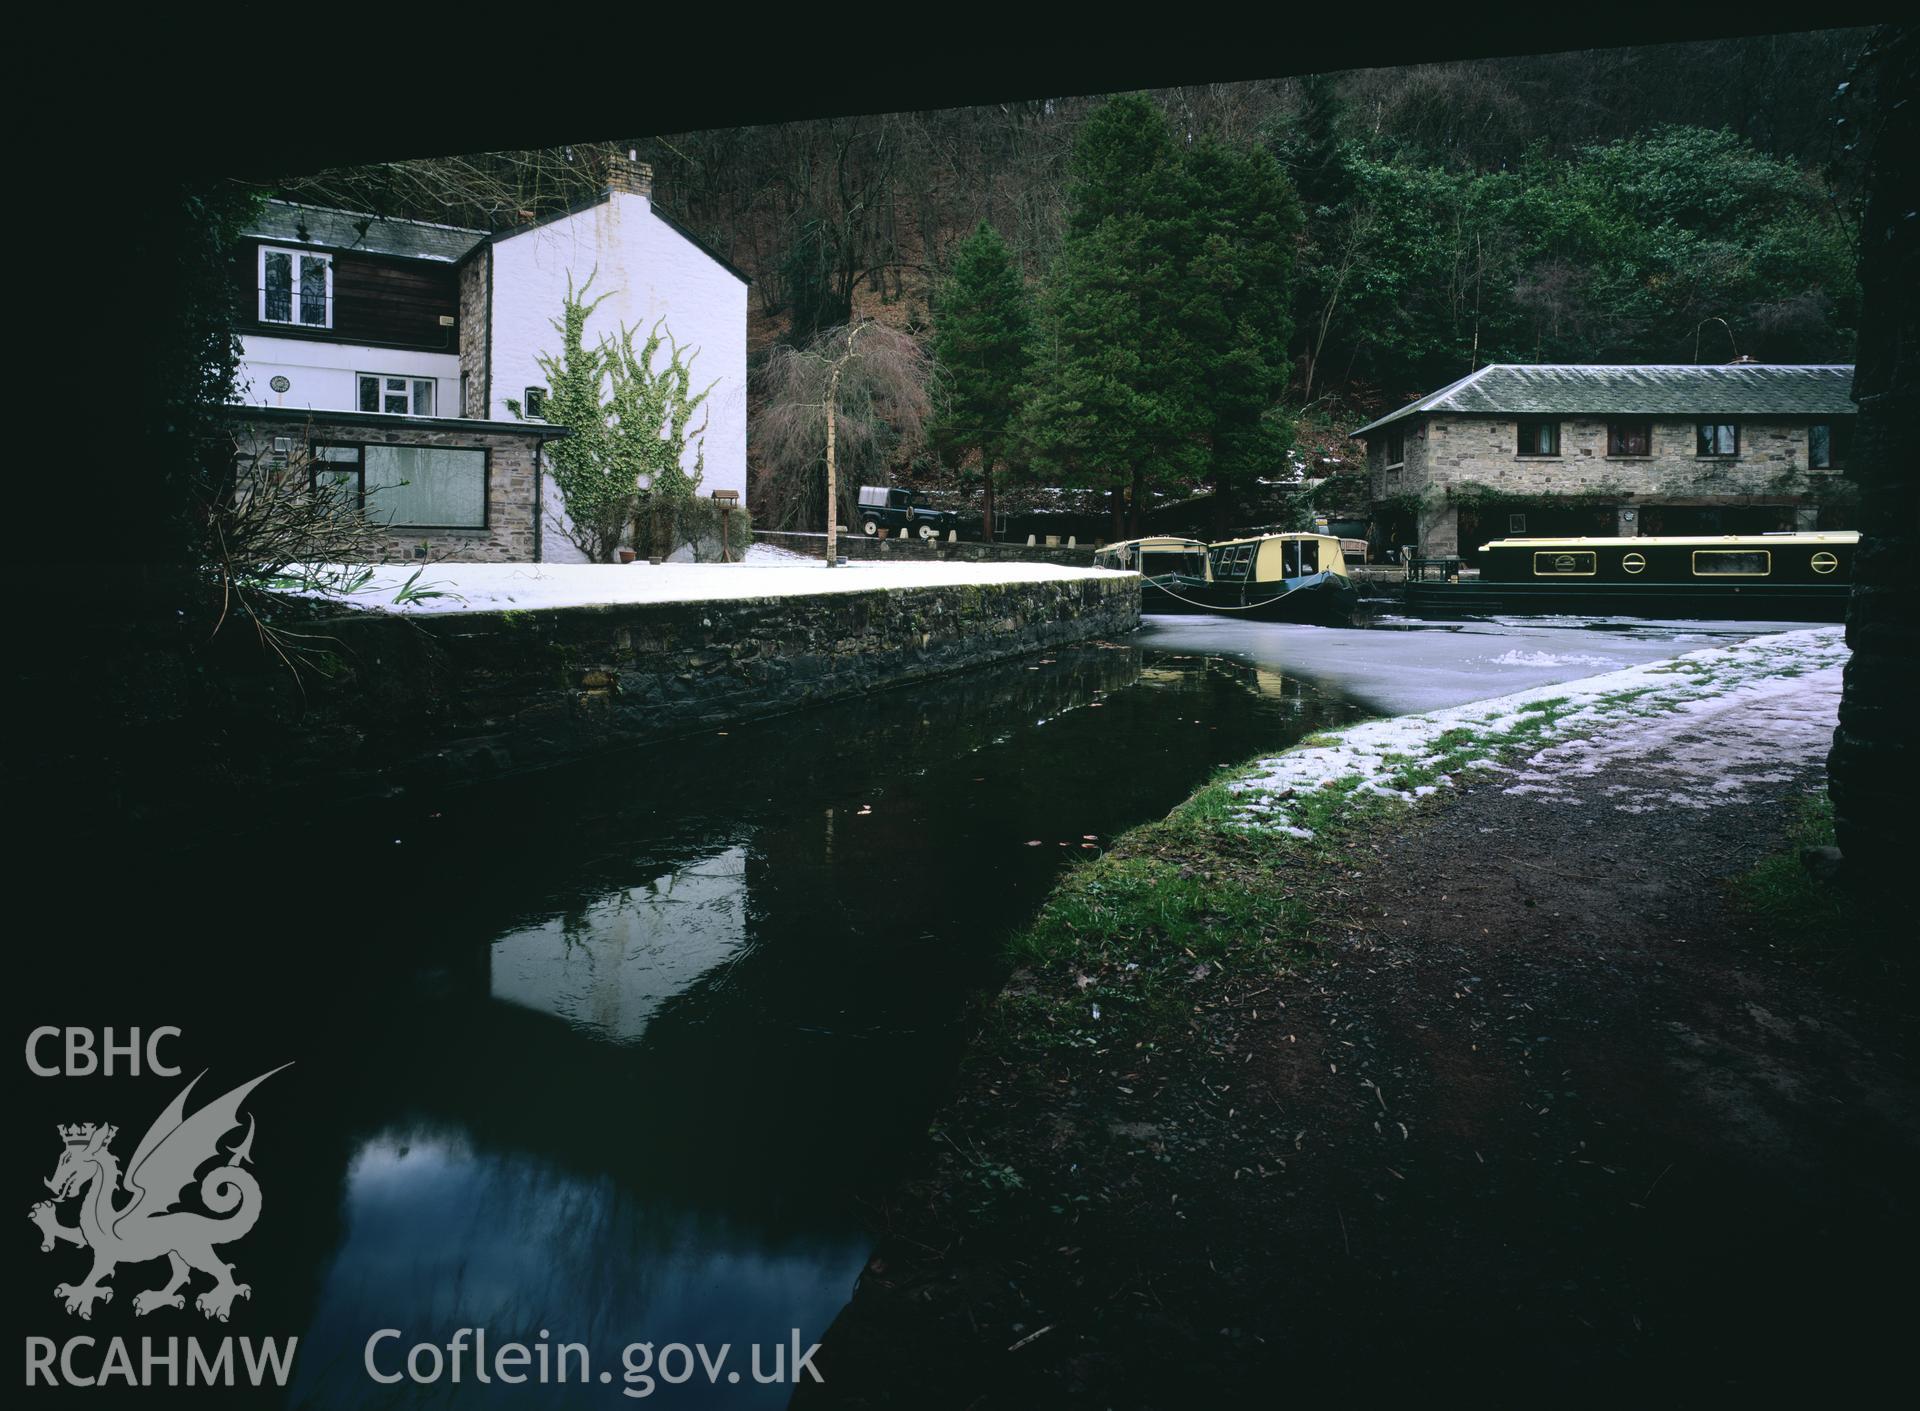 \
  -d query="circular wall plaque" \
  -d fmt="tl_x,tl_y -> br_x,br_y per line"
269,375 -> 291,393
